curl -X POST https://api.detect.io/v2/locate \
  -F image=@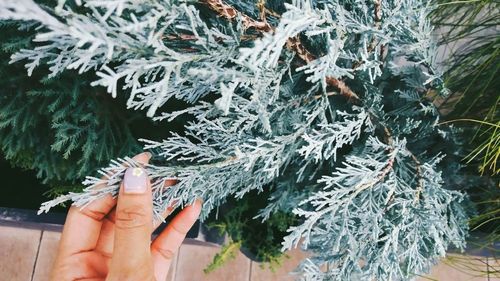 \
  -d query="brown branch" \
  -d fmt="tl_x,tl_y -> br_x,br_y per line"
379,44 -> 386,62
411,154 -> 424,203
284,36 -> 316,63
202,0 -> 272,32
202,0 -> 362,104
373,0 -> 387,64
325,77 -> 361,103
351,123 -> 396,193
256,0 -> 267,22
374,0 -> 382,23
383,126 -> 393,146
355,150 -> 395,194
163,32 -> 259,42
164,34 -> 199,41
286,35 -> 362,103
